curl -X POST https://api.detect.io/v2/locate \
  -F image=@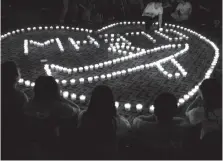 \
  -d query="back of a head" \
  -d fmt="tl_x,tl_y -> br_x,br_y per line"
154,93 -> 177,123
34,76 -> 60,102
87,85 -> 116,120
200,78 -> 222,111
2,61 -> 20,89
